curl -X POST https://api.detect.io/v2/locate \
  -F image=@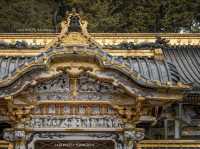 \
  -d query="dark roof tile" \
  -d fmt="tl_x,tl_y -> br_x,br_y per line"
163,45 -> 200,86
